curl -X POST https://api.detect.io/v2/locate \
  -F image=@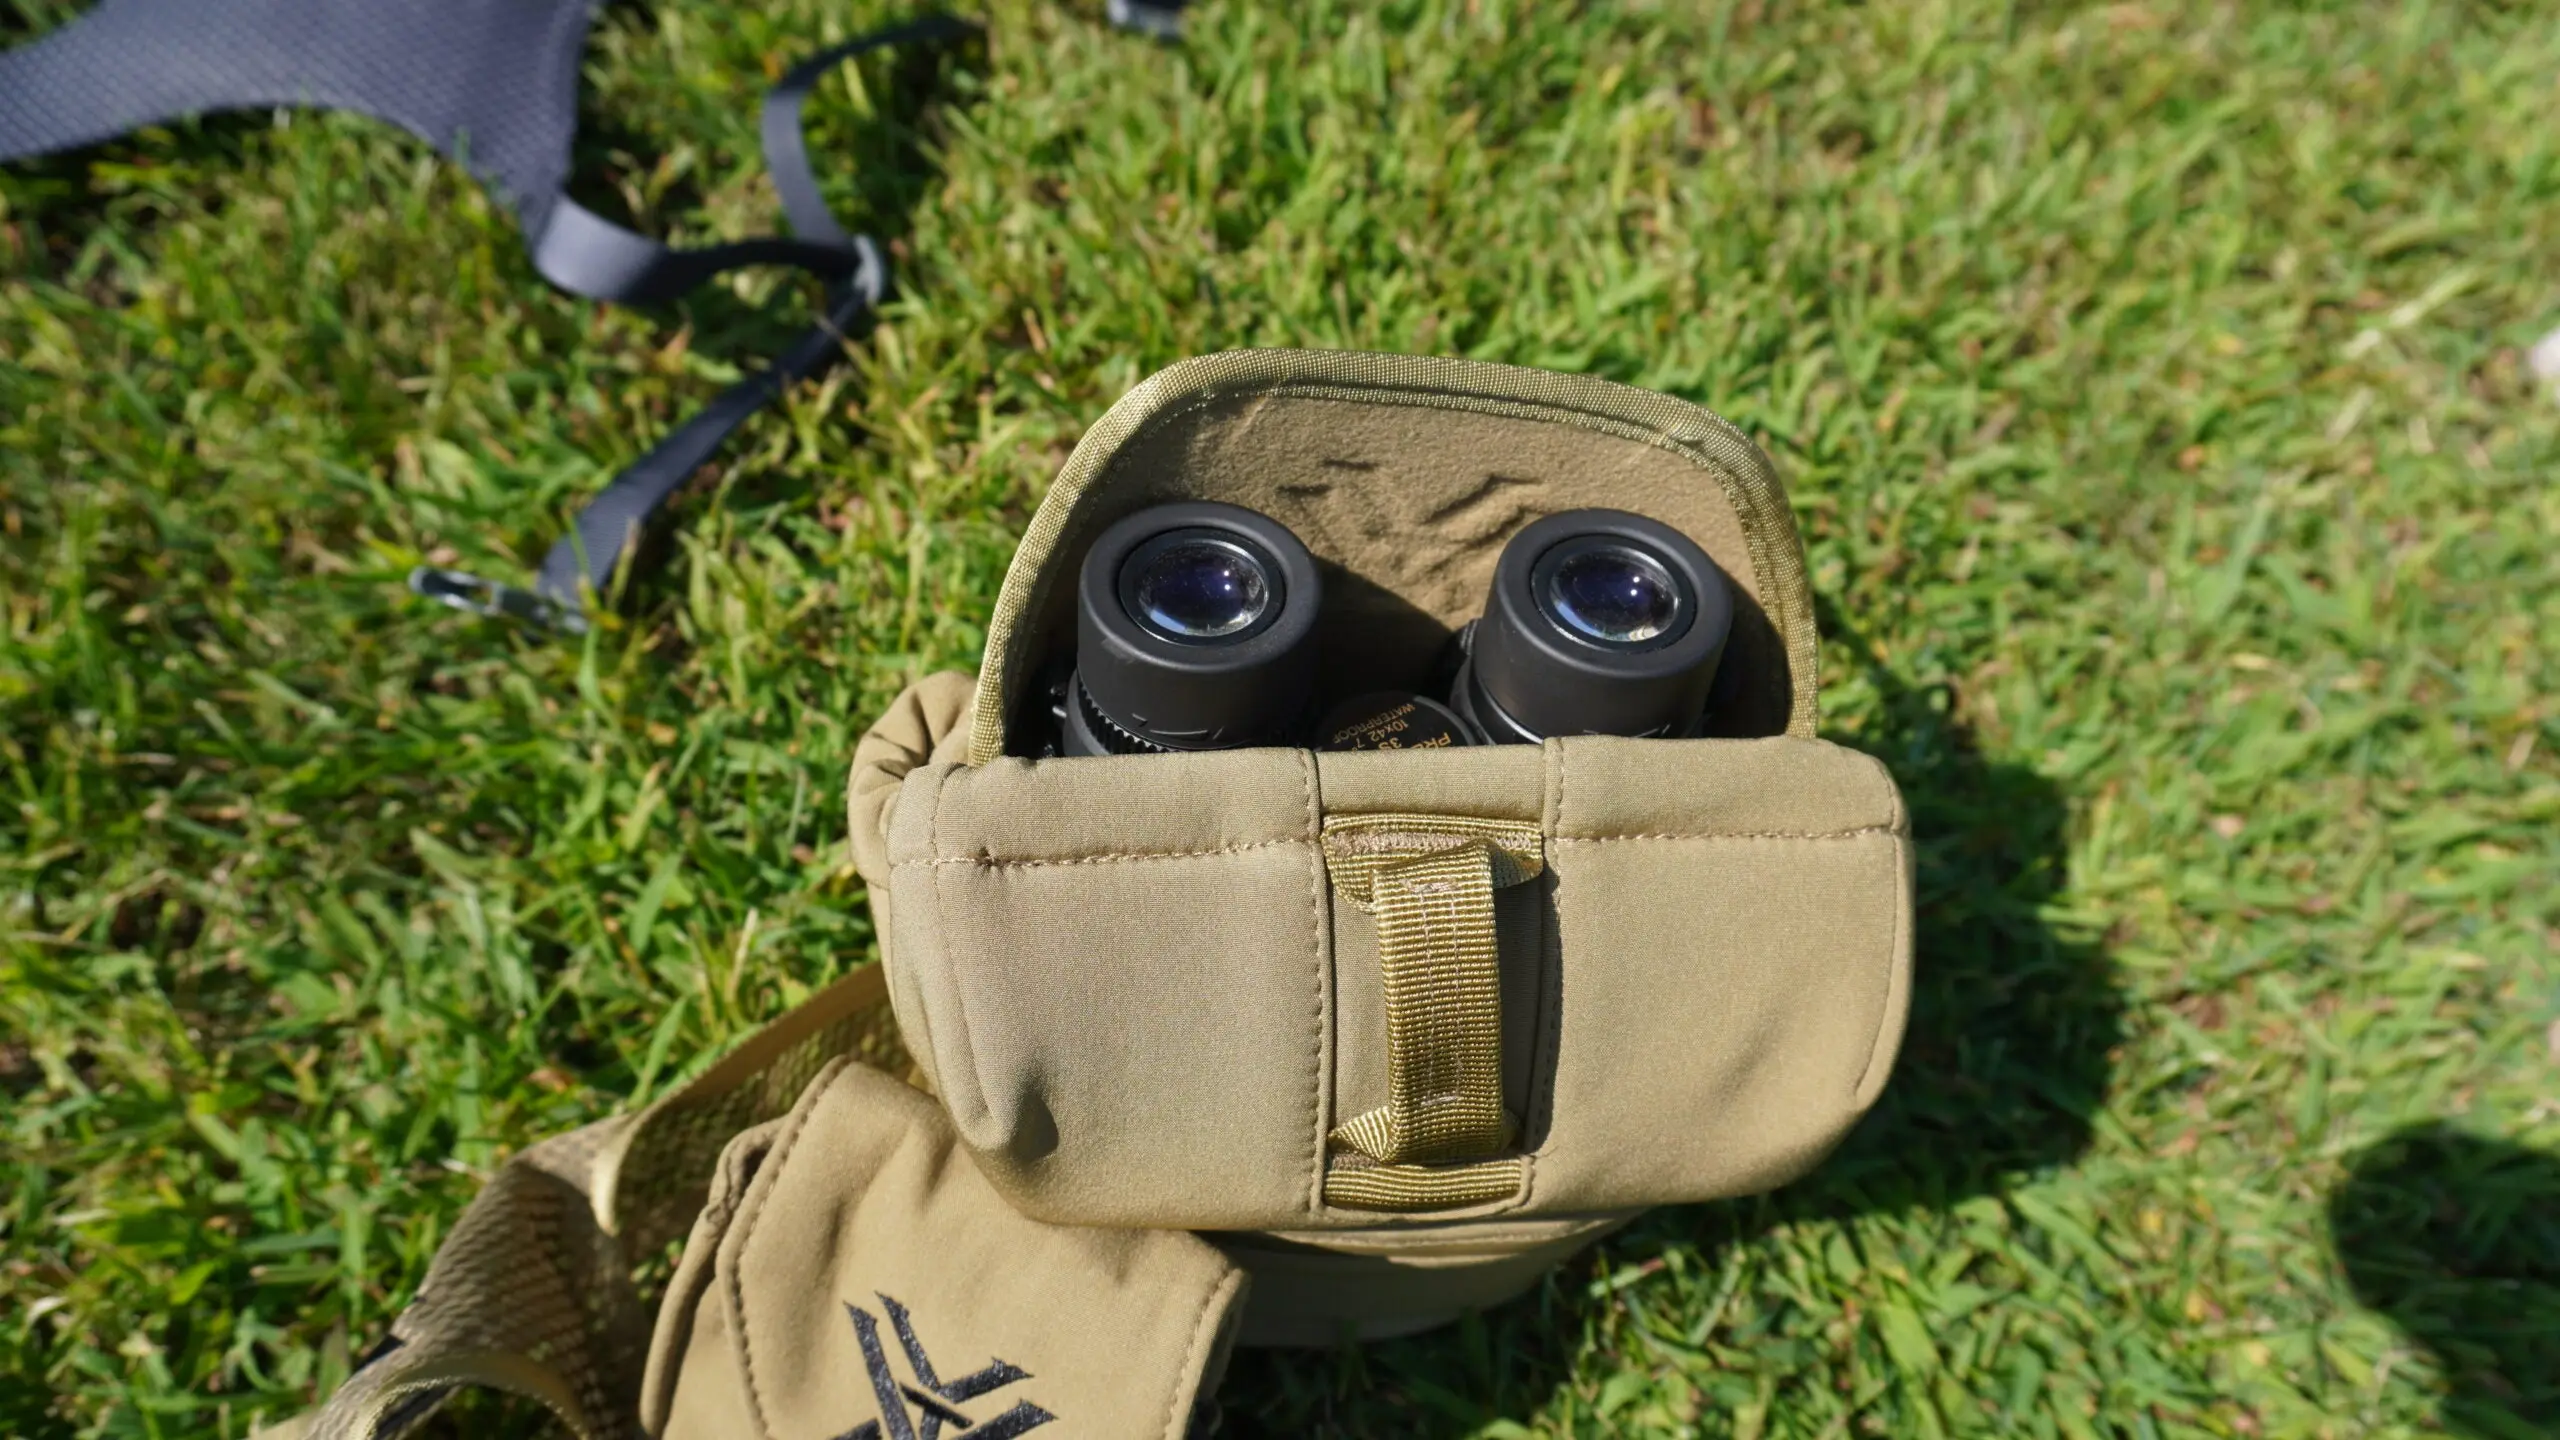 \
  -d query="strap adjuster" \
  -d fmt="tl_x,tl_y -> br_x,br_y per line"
409,566 -> 590,636
1108,0 -> 1188,39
